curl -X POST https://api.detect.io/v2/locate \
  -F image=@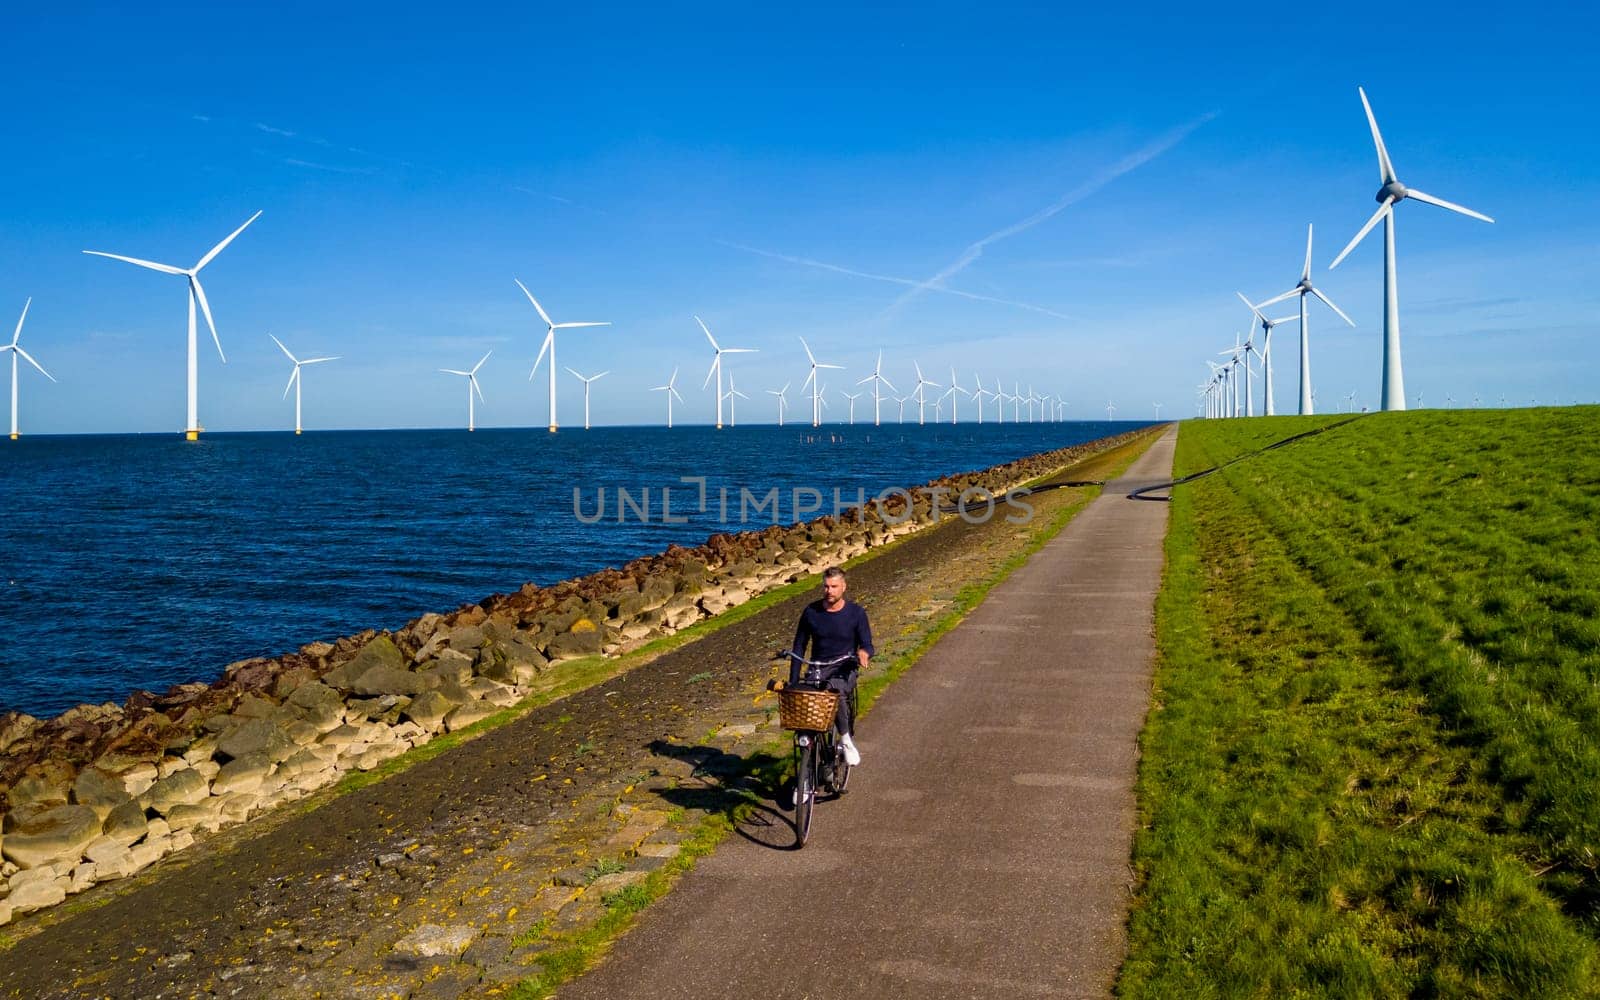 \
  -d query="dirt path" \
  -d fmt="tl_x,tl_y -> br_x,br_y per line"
558,426 -> 1177,999
0,430 -> 1162,1000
